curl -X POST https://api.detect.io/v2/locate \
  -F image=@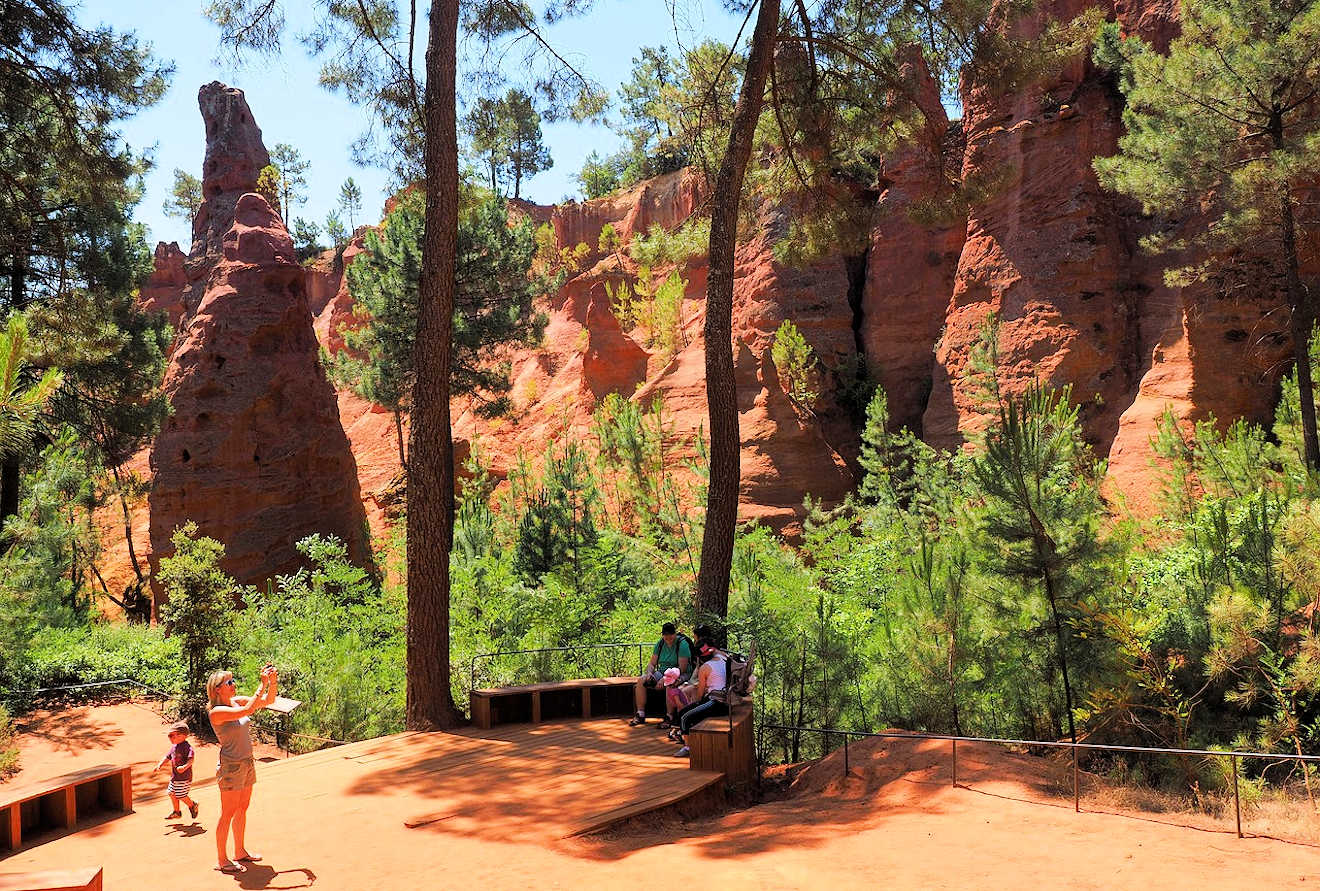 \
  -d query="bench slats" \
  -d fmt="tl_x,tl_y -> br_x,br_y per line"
471,678 -> 644,729
0,866 -> 103,891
